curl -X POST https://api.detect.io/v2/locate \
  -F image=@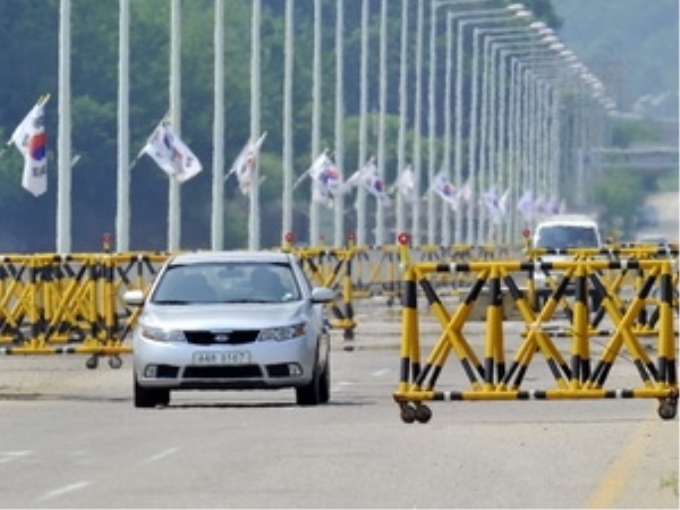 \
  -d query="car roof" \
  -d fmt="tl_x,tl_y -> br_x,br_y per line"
168,250 -> 293,265
535,214 -> 599,228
